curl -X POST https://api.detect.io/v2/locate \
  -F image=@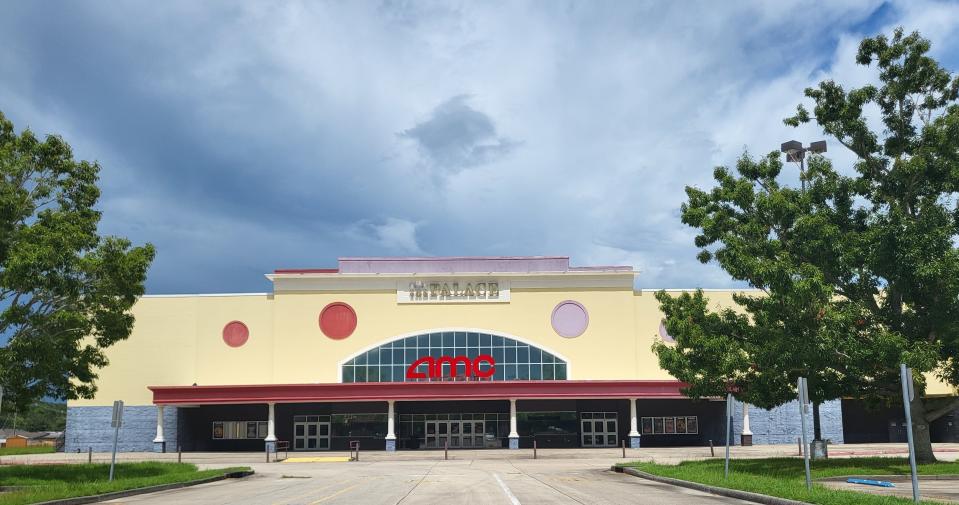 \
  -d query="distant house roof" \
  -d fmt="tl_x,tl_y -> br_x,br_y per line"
0,429 -> 60,439
0,429 -> 35,439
